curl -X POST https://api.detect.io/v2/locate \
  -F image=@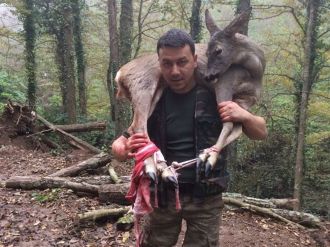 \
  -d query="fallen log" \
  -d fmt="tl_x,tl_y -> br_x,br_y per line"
41,121 -> 107,133
3,176 -> 99,194
78,206 -> 131,222
98,182 -> 130,204
223,192 -> 298,209
66,175 -> 129,185
36,114 -> 102,154
48,152 -> 111,177
65,176 -> 114,185
271,208 -> 321,228
3,176 -> 132,204
223,197 -> 305,229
